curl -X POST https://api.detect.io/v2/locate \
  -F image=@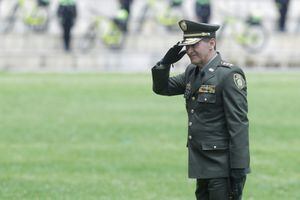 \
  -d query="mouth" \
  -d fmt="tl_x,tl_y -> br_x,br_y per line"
189,54 -> 197,59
